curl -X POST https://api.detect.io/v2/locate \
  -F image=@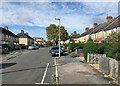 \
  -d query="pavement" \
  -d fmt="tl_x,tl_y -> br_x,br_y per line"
1,47 -> 54,84
0,49 -> 31,63
56,52 -> 118,85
